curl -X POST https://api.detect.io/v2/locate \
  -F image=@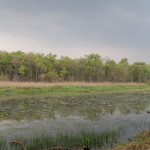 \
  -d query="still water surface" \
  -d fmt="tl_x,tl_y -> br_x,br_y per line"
1,91 -> 150,148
